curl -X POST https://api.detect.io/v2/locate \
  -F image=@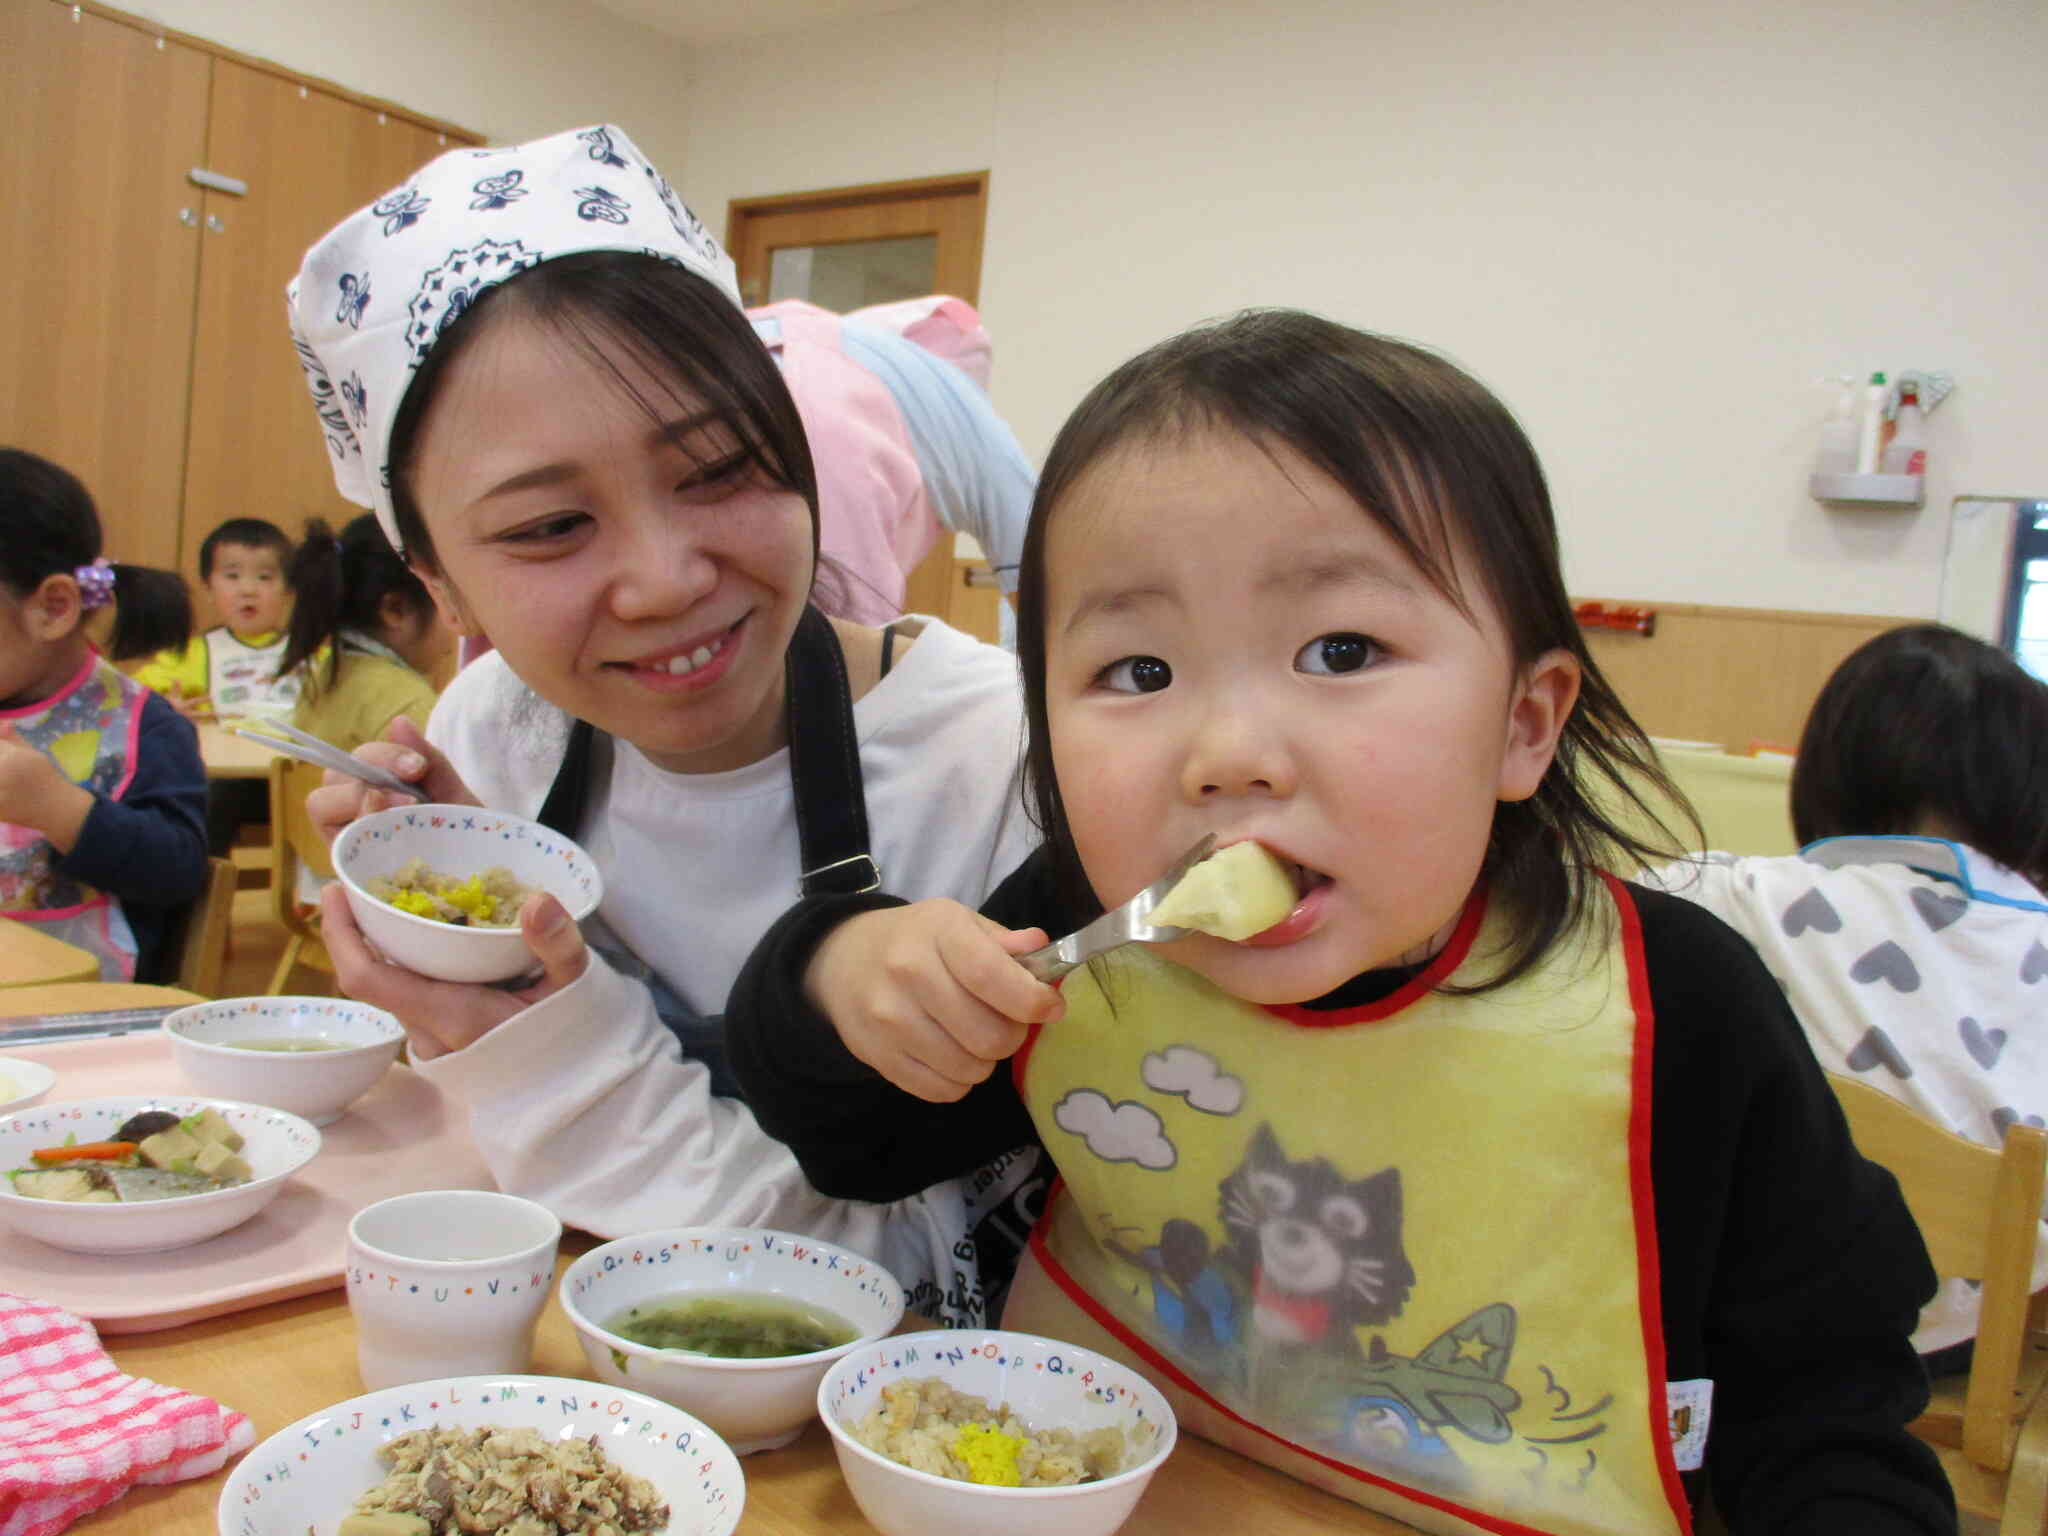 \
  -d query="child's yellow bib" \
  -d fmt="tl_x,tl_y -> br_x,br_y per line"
1006,881 -> 1690,1536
